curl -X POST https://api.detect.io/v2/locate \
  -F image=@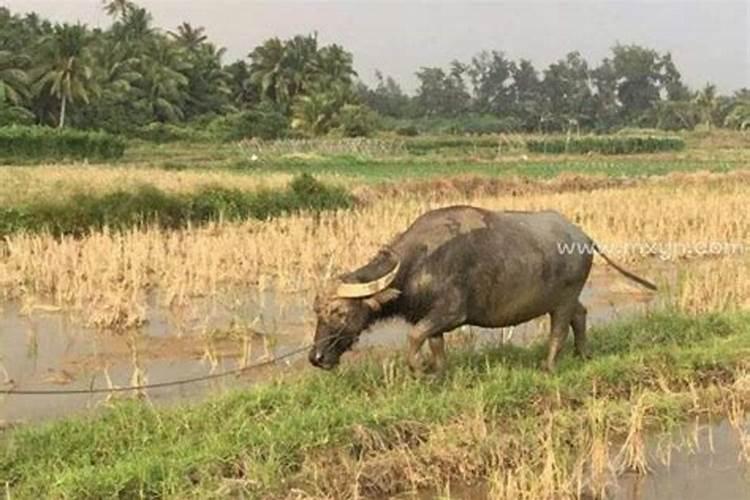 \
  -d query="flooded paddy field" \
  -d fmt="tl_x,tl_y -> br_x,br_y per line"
1,265 -> 658,424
